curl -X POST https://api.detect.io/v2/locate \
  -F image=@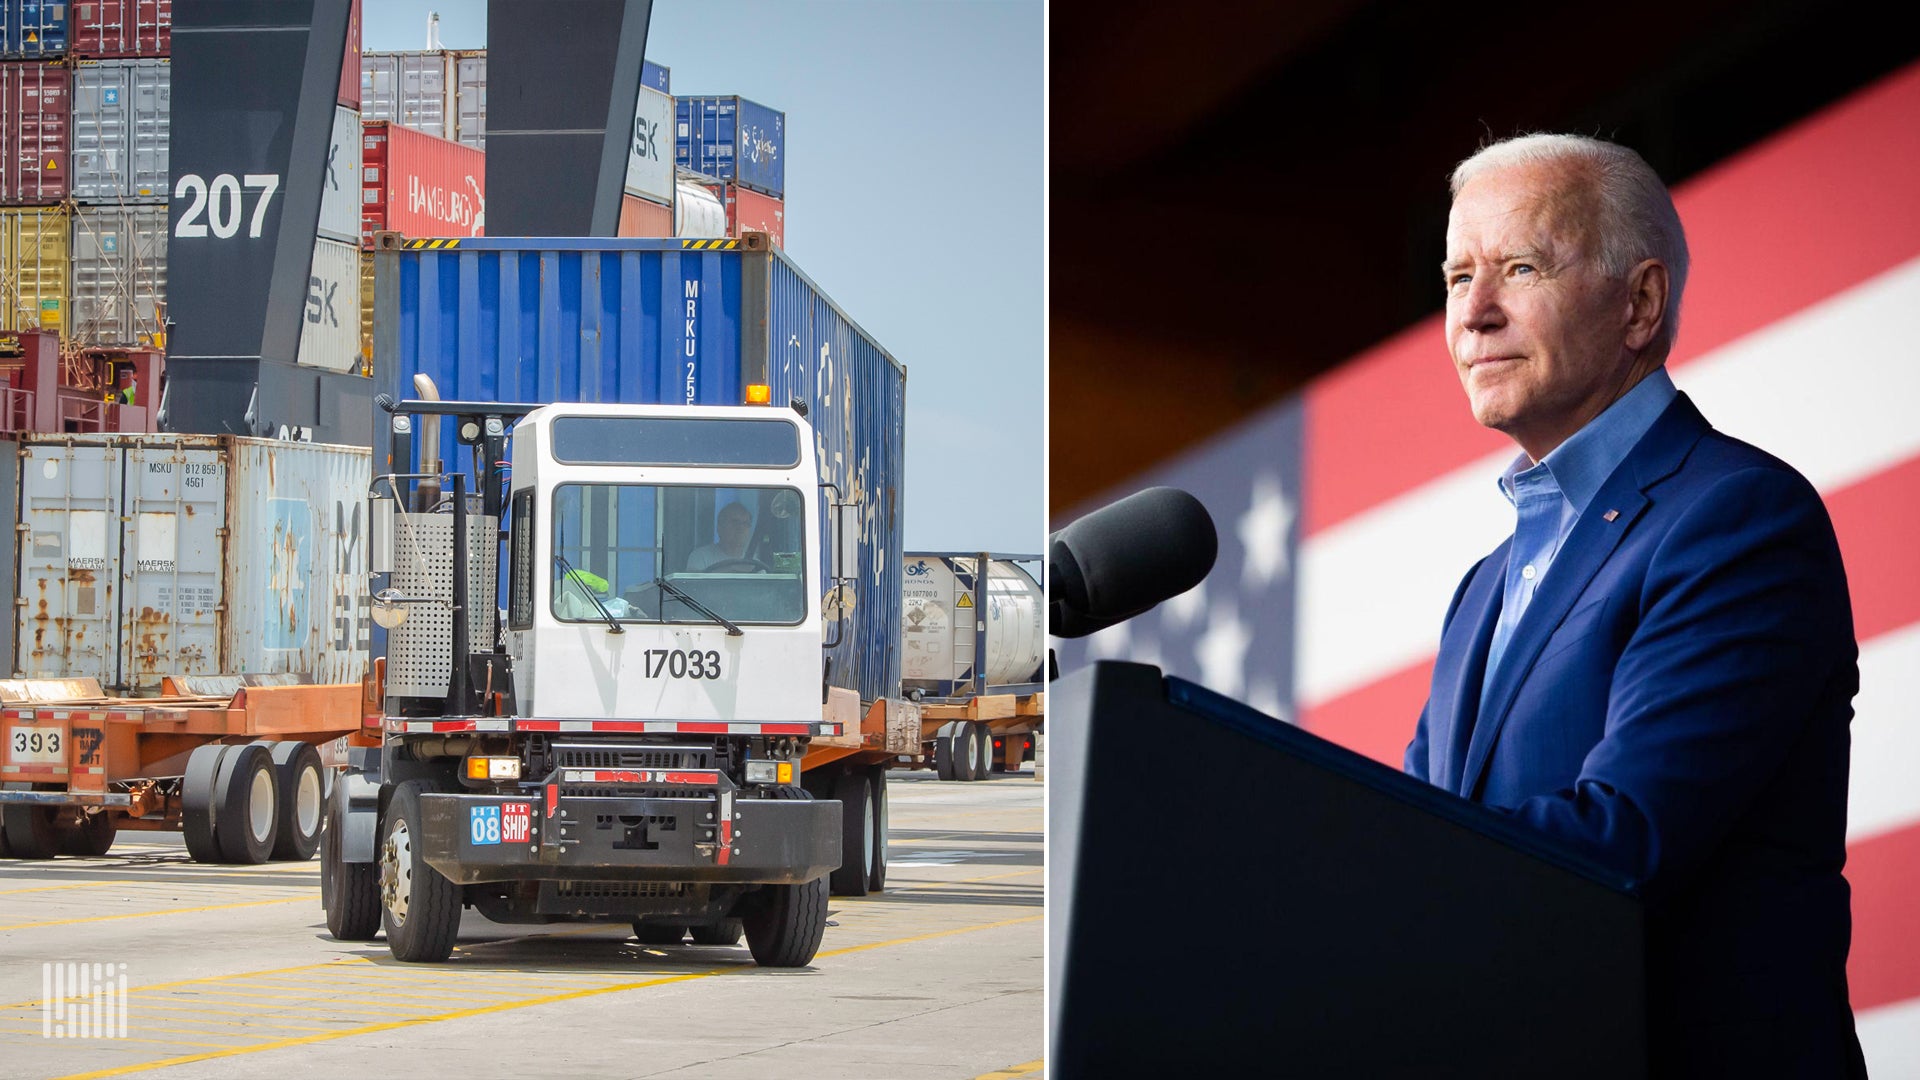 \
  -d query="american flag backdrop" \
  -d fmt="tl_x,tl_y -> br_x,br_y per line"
1052,59 -> 1920,1071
